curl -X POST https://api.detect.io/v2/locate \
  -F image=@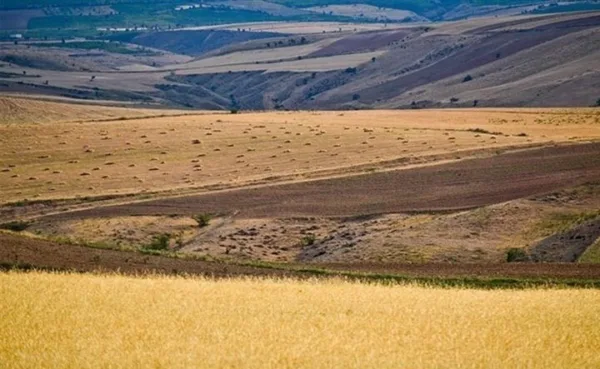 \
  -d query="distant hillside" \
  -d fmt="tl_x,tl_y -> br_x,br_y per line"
1,0 -> 579,37
0,12 -> 599,109
123,30 -> 285,56
159,12 -> 600,109
0,0 -> 538,11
